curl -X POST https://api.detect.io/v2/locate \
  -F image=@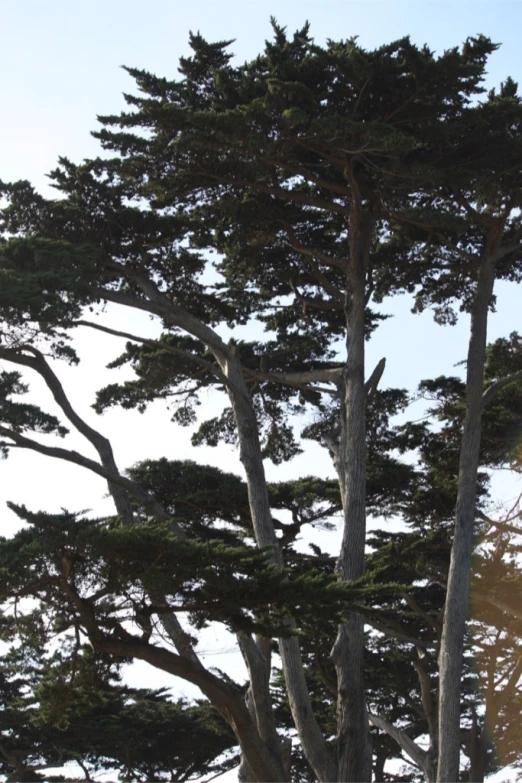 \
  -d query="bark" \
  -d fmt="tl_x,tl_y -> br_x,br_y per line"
466,711 -> 490,783
331,190 -> 372,783
238,633 -> 288,781
437,234 -> 499,783
224,351 -> 337,782
482,367 -> 522,407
